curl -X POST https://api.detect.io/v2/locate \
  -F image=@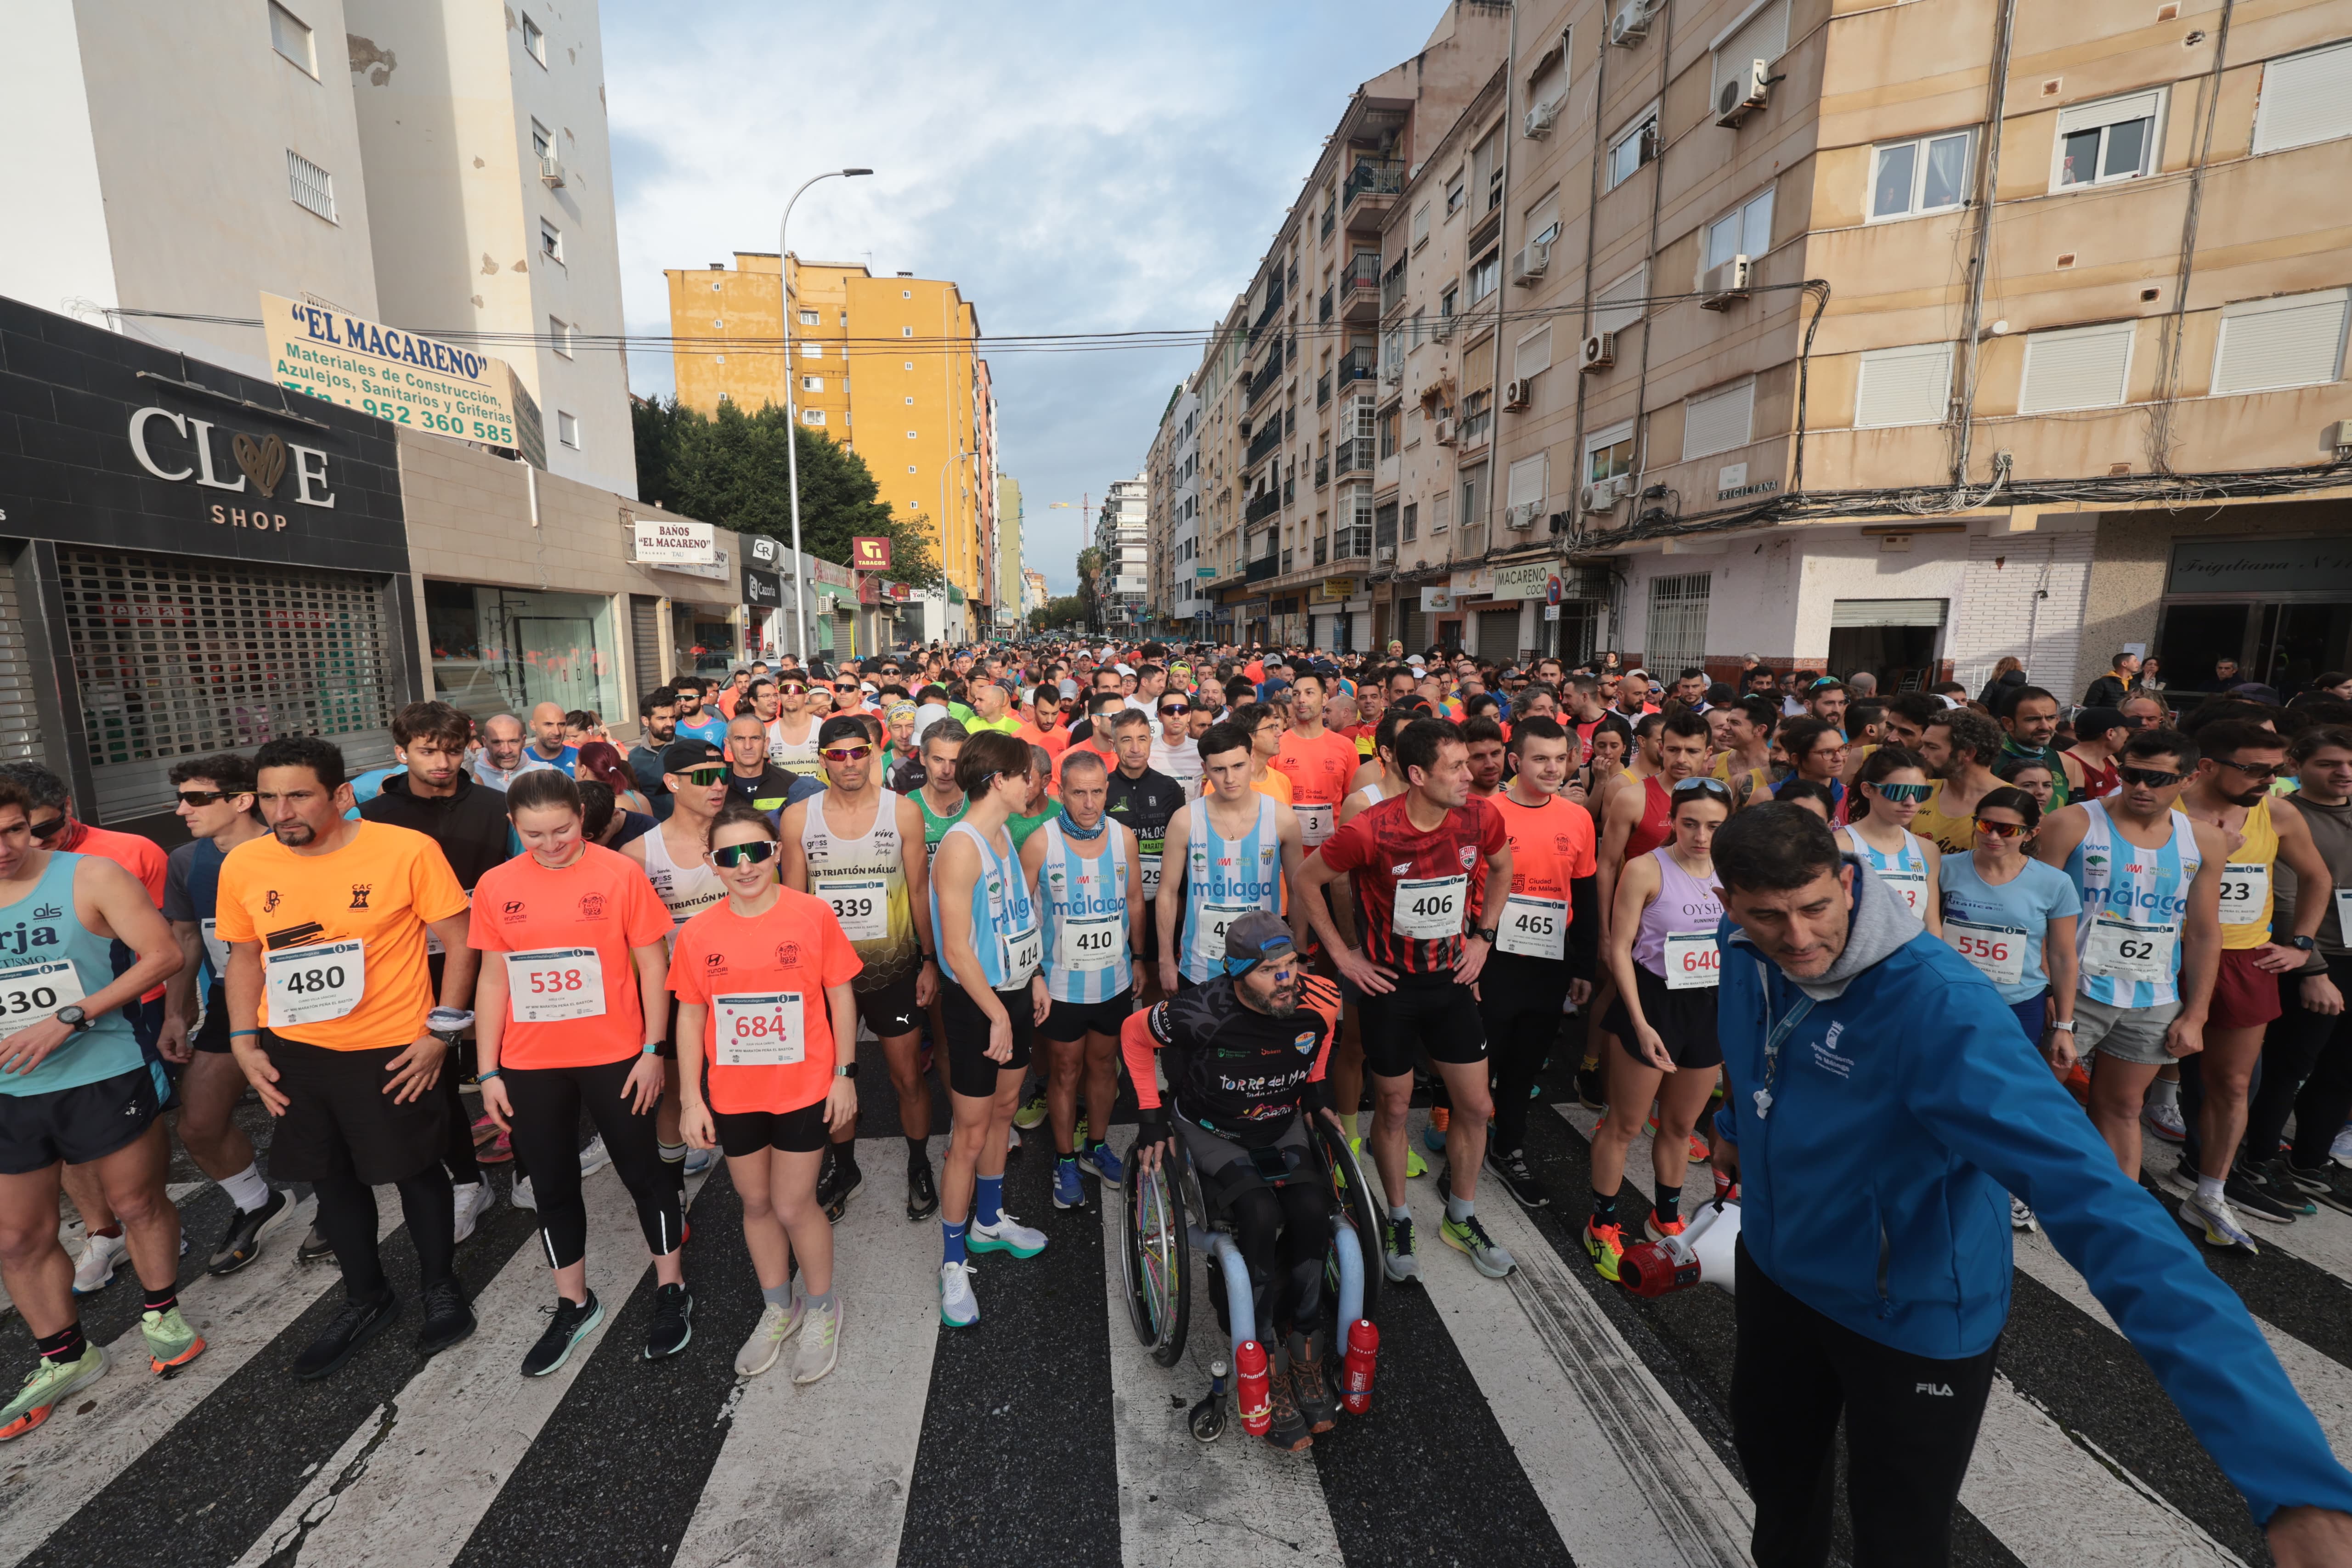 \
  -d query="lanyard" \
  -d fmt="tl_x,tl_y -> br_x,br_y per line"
1752,960 -> 1815,1121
